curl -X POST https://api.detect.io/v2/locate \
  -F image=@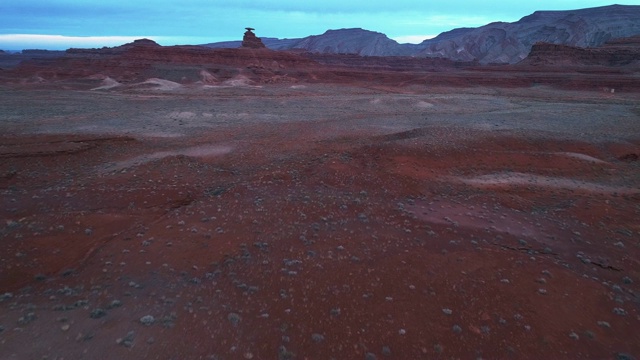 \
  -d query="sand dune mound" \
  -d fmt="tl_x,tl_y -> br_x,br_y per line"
103,144 -> 232,172
456,172 -> 639,194
198,70 -> 219,84
127,78 -> 182,91
221,75 -> 257,87
91,77 -> 122,90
